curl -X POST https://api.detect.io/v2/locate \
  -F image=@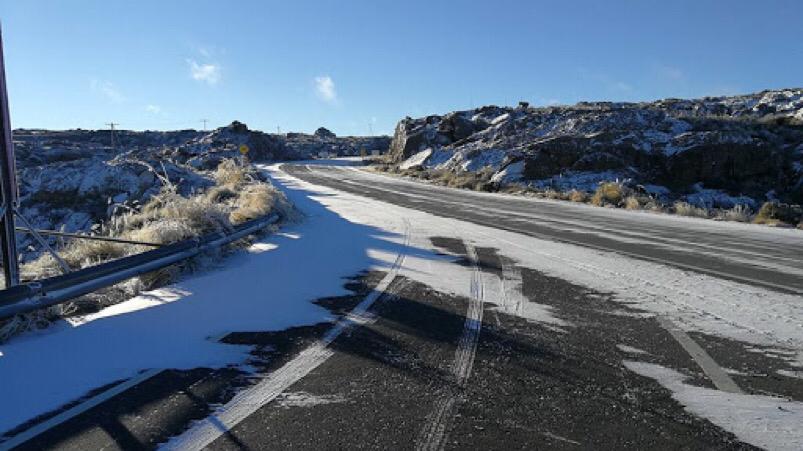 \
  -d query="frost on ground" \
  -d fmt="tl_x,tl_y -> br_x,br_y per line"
625,361 -> 803,451
0,164 -> 409,434
270,165 -> 803,449
1,162 -> 801,445
617,344 -> 649,355
274,391 -> 347,408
